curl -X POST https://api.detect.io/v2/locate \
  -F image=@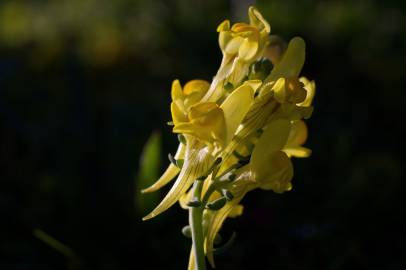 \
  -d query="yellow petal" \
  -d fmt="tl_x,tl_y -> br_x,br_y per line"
171,79 -> 183,101
231,23 -> 255,33
238,37 -> 259,61
202,78 -> 227,103
286,120 -> 308,146
204,169 -> 257,263
251,119 -> 291,182
187,102 -> 226,145
218,90 -> 276,172
217,20 -> 230,32
188,102 -> 218,119
216,148 -> 240,176
298,77 -> 316,107
179,187 -> 193,209
227,58 -> 248,85
228,166 -> 257,198
183,80 -> 210,96
258,151 -> 294,193
225,36 -> 243,55
172,122 -> 195,134
171,101 -> 187,124
205,201 -> 241,268
228,204 -> 244,218
141,143 -> 185,193
218,31 -> 233,52
143,140 -> 213,220
255,118 -> 291,155
184,91 -> 205,109
269,103 -> 313,121
284,104 -> 314,120
220,83 -> 254,144
188,248 -> 195,270
248,6 -> 270,33
244,79 -> 263,91
182,80 -> 211,109
266,37 -> 305,82
272,77 -> 287,103
272,78 -> 307,104
283,146 -> 311,158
